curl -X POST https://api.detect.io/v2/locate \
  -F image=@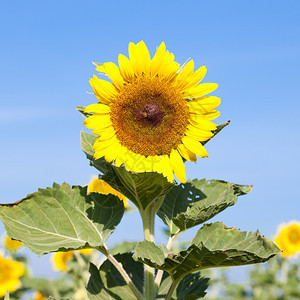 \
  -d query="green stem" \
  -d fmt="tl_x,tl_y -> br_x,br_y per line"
141,204 -> 156,300
154,232 -> 181,292
97,246 -> 144,300
153,195 -> 165,214
165,277 -> 179,300
73,251 -> 90,284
